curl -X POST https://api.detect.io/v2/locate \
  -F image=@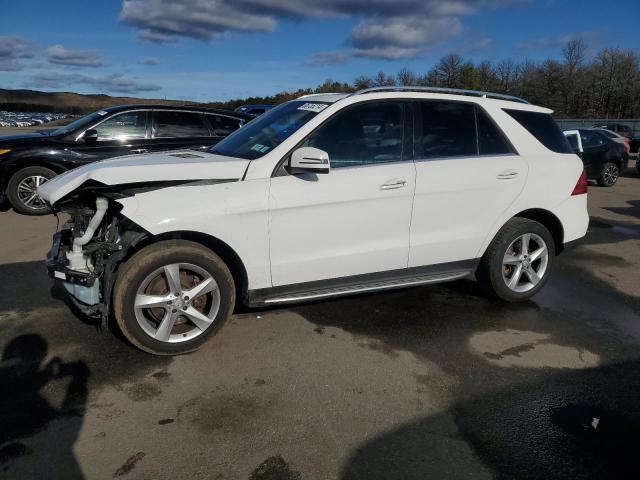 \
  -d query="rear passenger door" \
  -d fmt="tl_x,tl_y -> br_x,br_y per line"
409,101 -> 527,268
149,110 -> 214,152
